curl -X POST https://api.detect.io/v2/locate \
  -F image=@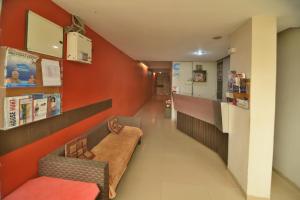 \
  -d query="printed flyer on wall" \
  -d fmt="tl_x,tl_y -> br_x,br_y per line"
4,48 -> 39,88
4,96 -> 22,129
46,93 -> 61,117
41,59 -> 62,86
19,96 -> 33,125
33,94 -> 48,121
